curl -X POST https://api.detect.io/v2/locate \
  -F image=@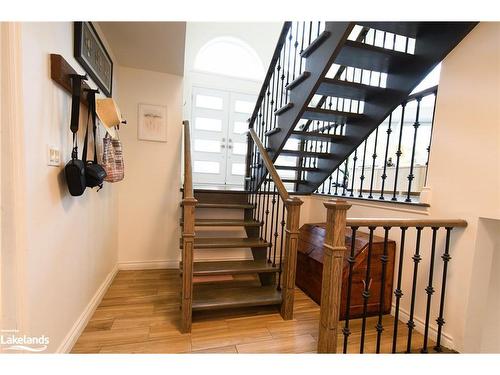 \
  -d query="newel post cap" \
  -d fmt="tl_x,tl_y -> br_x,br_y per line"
323,199 -> 351,211
285,197 -> 303,207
